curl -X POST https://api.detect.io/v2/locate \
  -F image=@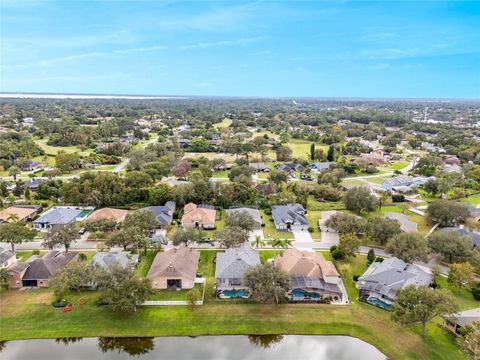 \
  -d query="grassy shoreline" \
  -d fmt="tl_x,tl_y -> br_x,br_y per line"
0,251 -> 471,359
